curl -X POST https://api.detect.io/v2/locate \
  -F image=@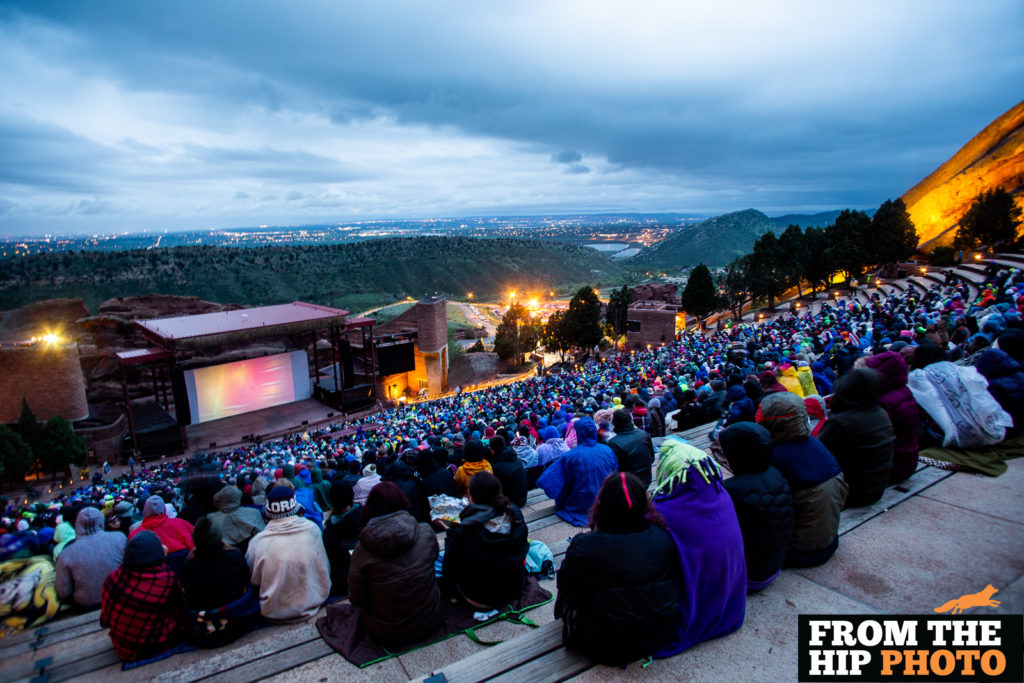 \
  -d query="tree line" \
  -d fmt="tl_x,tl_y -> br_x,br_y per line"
0,400 -> 88,487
